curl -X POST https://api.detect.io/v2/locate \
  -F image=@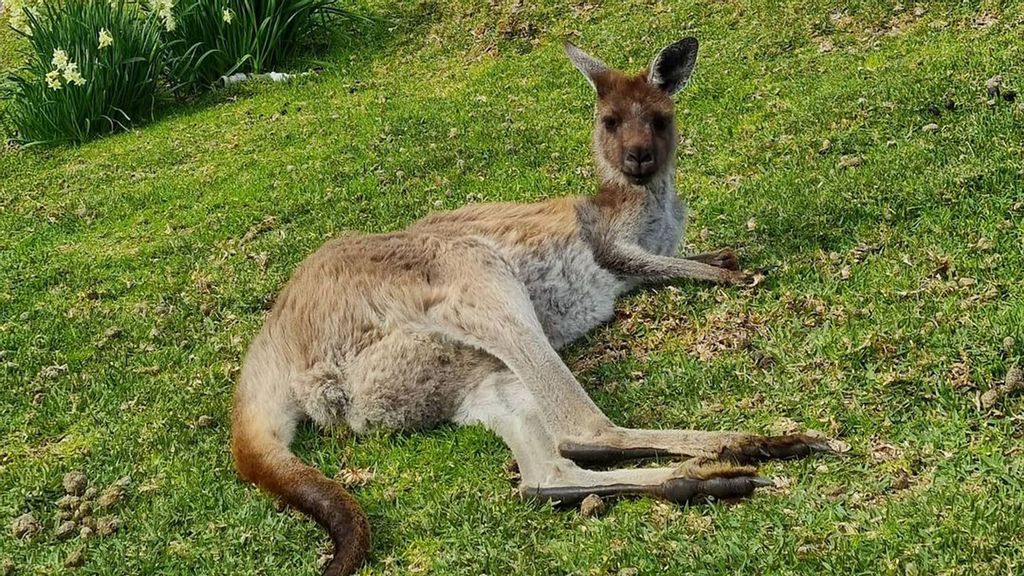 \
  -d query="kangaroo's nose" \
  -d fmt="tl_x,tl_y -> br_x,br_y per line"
624,147 -> 655,173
